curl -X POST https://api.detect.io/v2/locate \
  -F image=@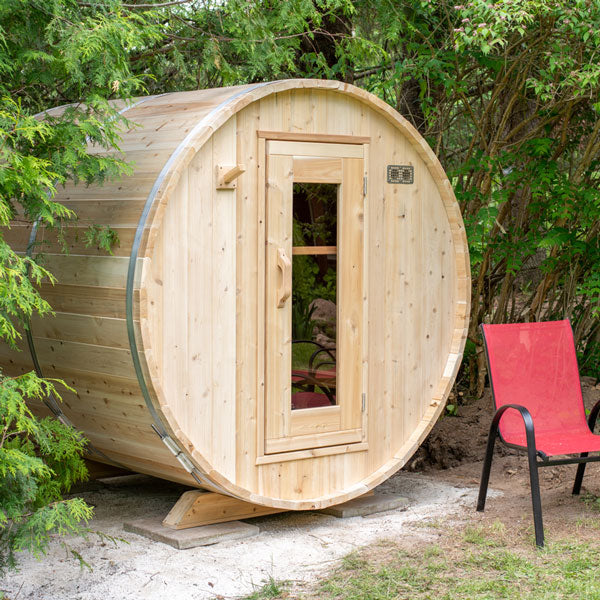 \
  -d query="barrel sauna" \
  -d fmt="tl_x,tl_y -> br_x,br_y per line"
3,80 -> 470,510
